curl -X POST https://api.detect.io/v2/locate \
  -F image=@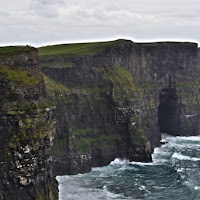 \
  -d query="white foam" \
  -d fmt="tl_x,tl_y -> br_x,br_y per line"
92,167 -> 105,171
130,161 -> 154,166
177,168 -> 184,172
172,152 -> 200,161
153,147 -> 171,155
153,186 -> 166,189
139,185 -> 146,190
153,147 -> 164,154
160,138 -> 168,143
56,175 -> 70,183
176,136 -> 200,142
186,114 -> 198,118
110,158 -> 130,165
152,146 -> 171,164
194,186 -> 200,190
99,173 -> 109,178
161,133 -> 175,140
